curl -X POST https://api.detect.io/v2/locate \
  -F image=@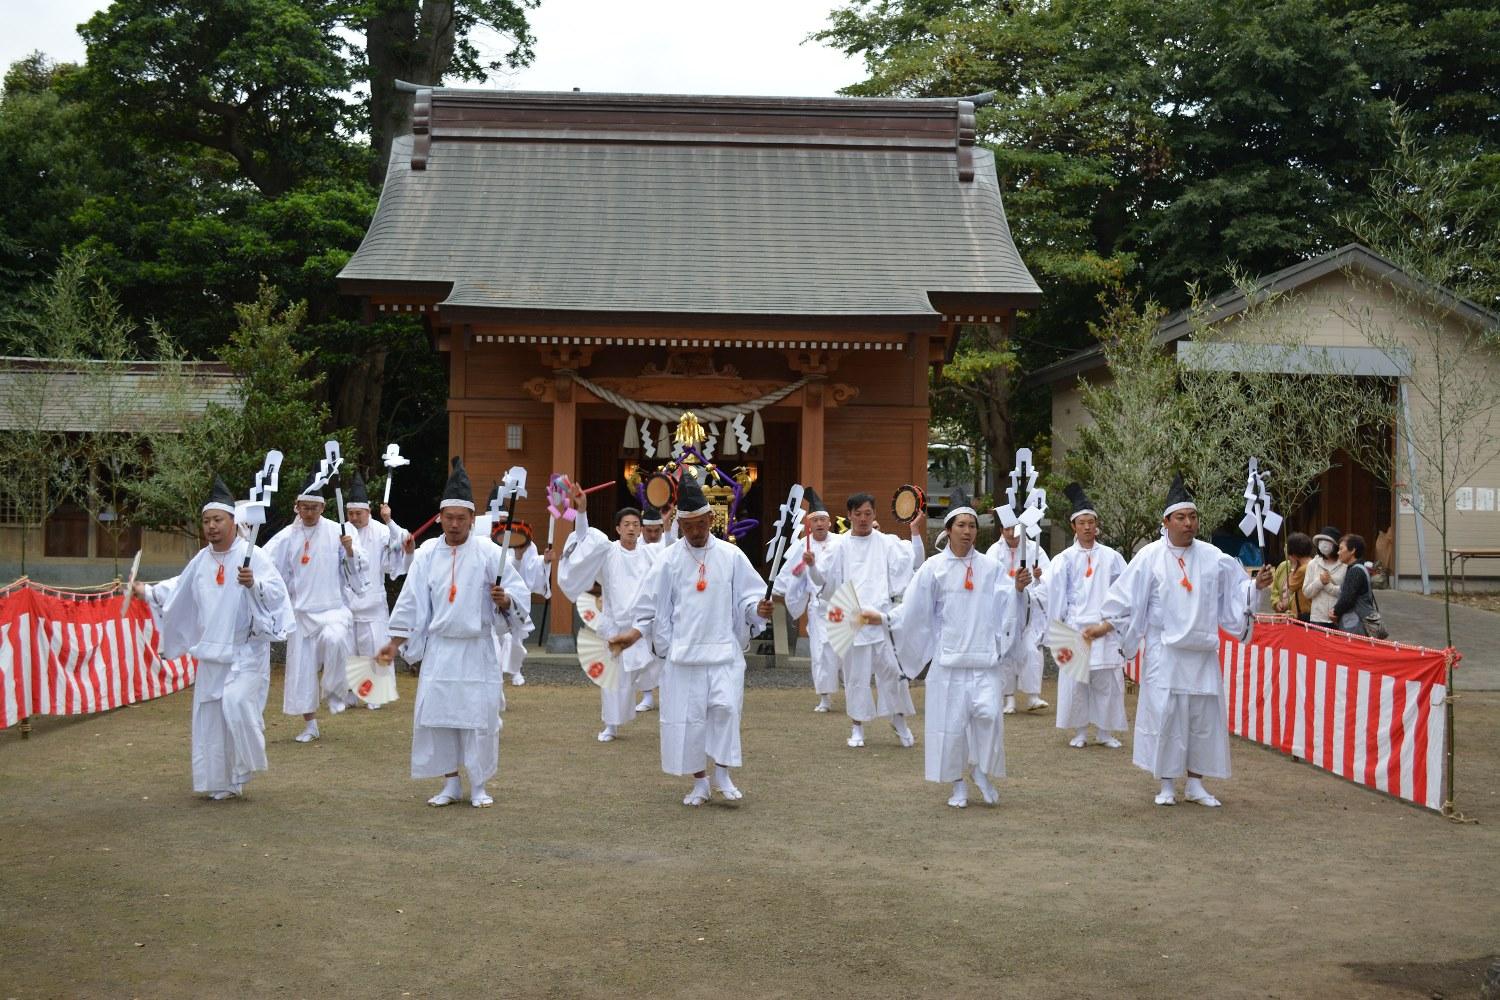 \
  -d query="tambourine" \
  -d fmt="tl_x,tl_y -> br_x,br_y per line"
493,519 -> 533,544
891,485 -> 926,524
644,472 -> 678,509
